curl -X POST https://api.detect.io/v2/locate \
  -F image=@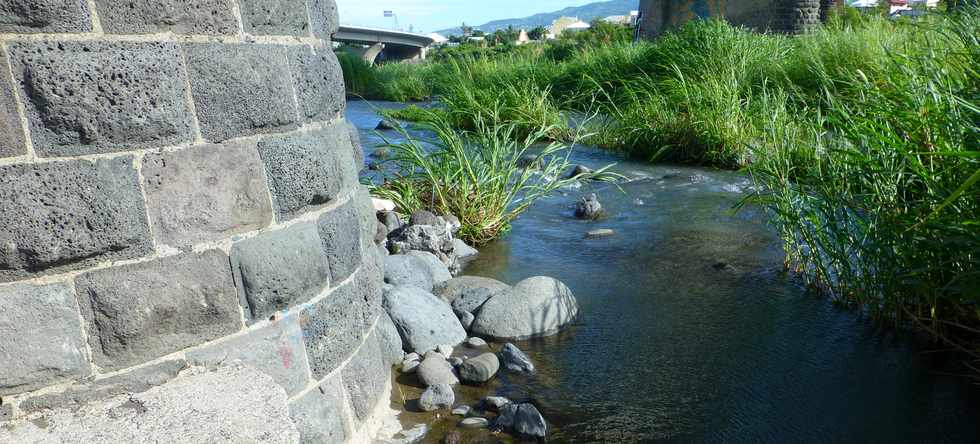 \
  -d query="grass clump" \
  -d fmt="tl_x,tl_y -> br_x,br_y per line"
370,108 -> 620,245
